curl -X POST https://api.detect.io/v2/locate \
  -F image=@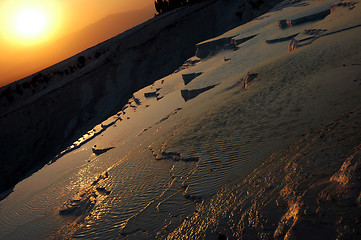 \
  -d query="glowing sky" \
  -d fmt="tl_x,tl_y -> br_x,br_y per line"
0,0 -> 60,46
0,0 -> 154,86
62,0 -> 153,35
0,0 -> 152,45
